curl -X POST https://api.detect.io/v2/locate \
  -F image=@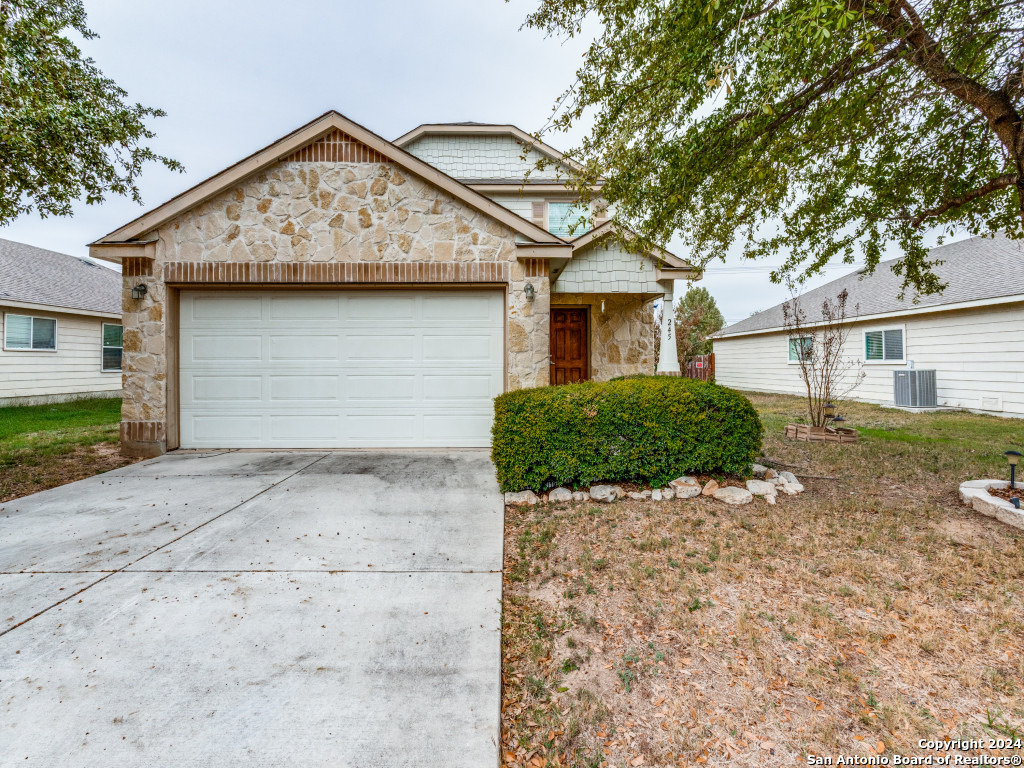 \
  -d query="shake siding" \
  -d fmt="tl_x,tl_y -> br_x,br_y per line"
0,307 -> 121,400
402,135 -> 560,180
714,301 -> 1024,418
554,242 -> 663,294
